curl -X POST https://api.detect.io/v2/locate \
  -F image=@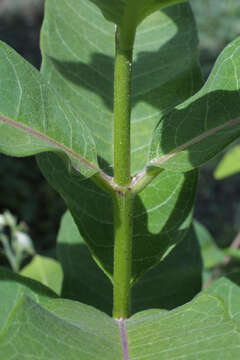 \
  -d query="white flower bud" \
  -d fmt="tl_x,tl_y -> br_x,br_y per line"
0,215 -> 5,229
14,231 -> 35,255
